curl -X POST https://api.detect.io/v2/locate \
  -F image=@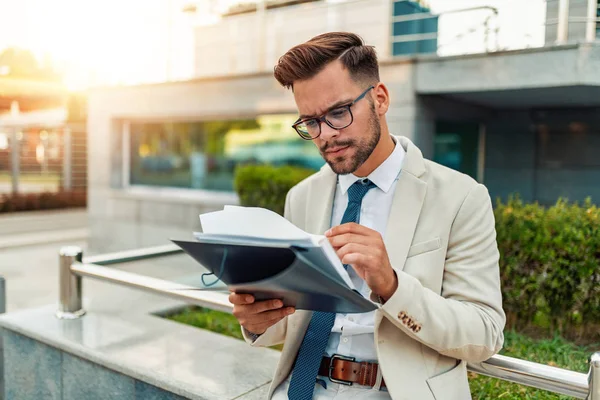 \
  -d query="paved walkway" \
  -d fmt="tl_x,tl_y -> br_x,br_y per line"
0,209 -> 89,249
